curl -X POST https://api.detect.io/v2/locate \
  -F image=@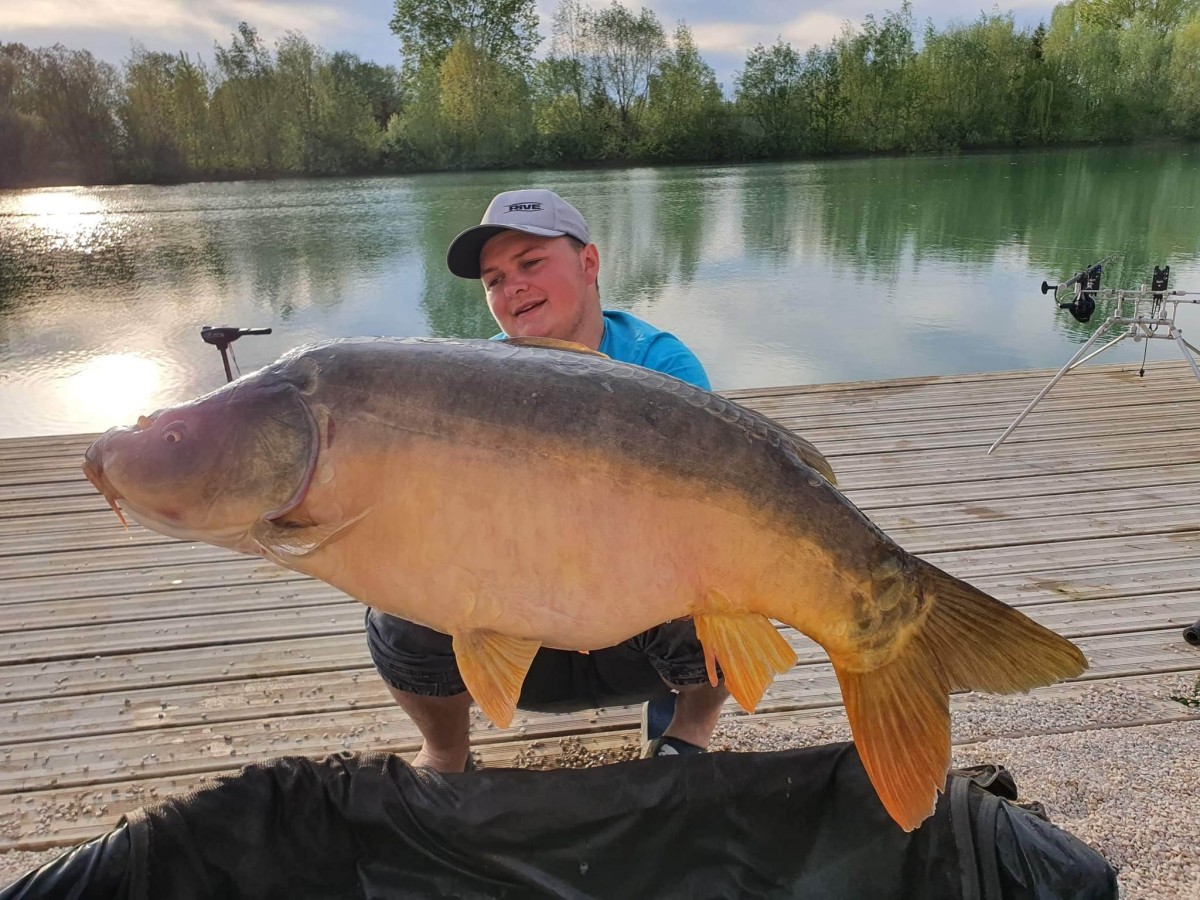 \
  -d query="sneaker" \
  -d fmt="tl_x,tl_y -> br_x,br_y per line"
640,692 -> 677,743
640,735 -> 706,759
